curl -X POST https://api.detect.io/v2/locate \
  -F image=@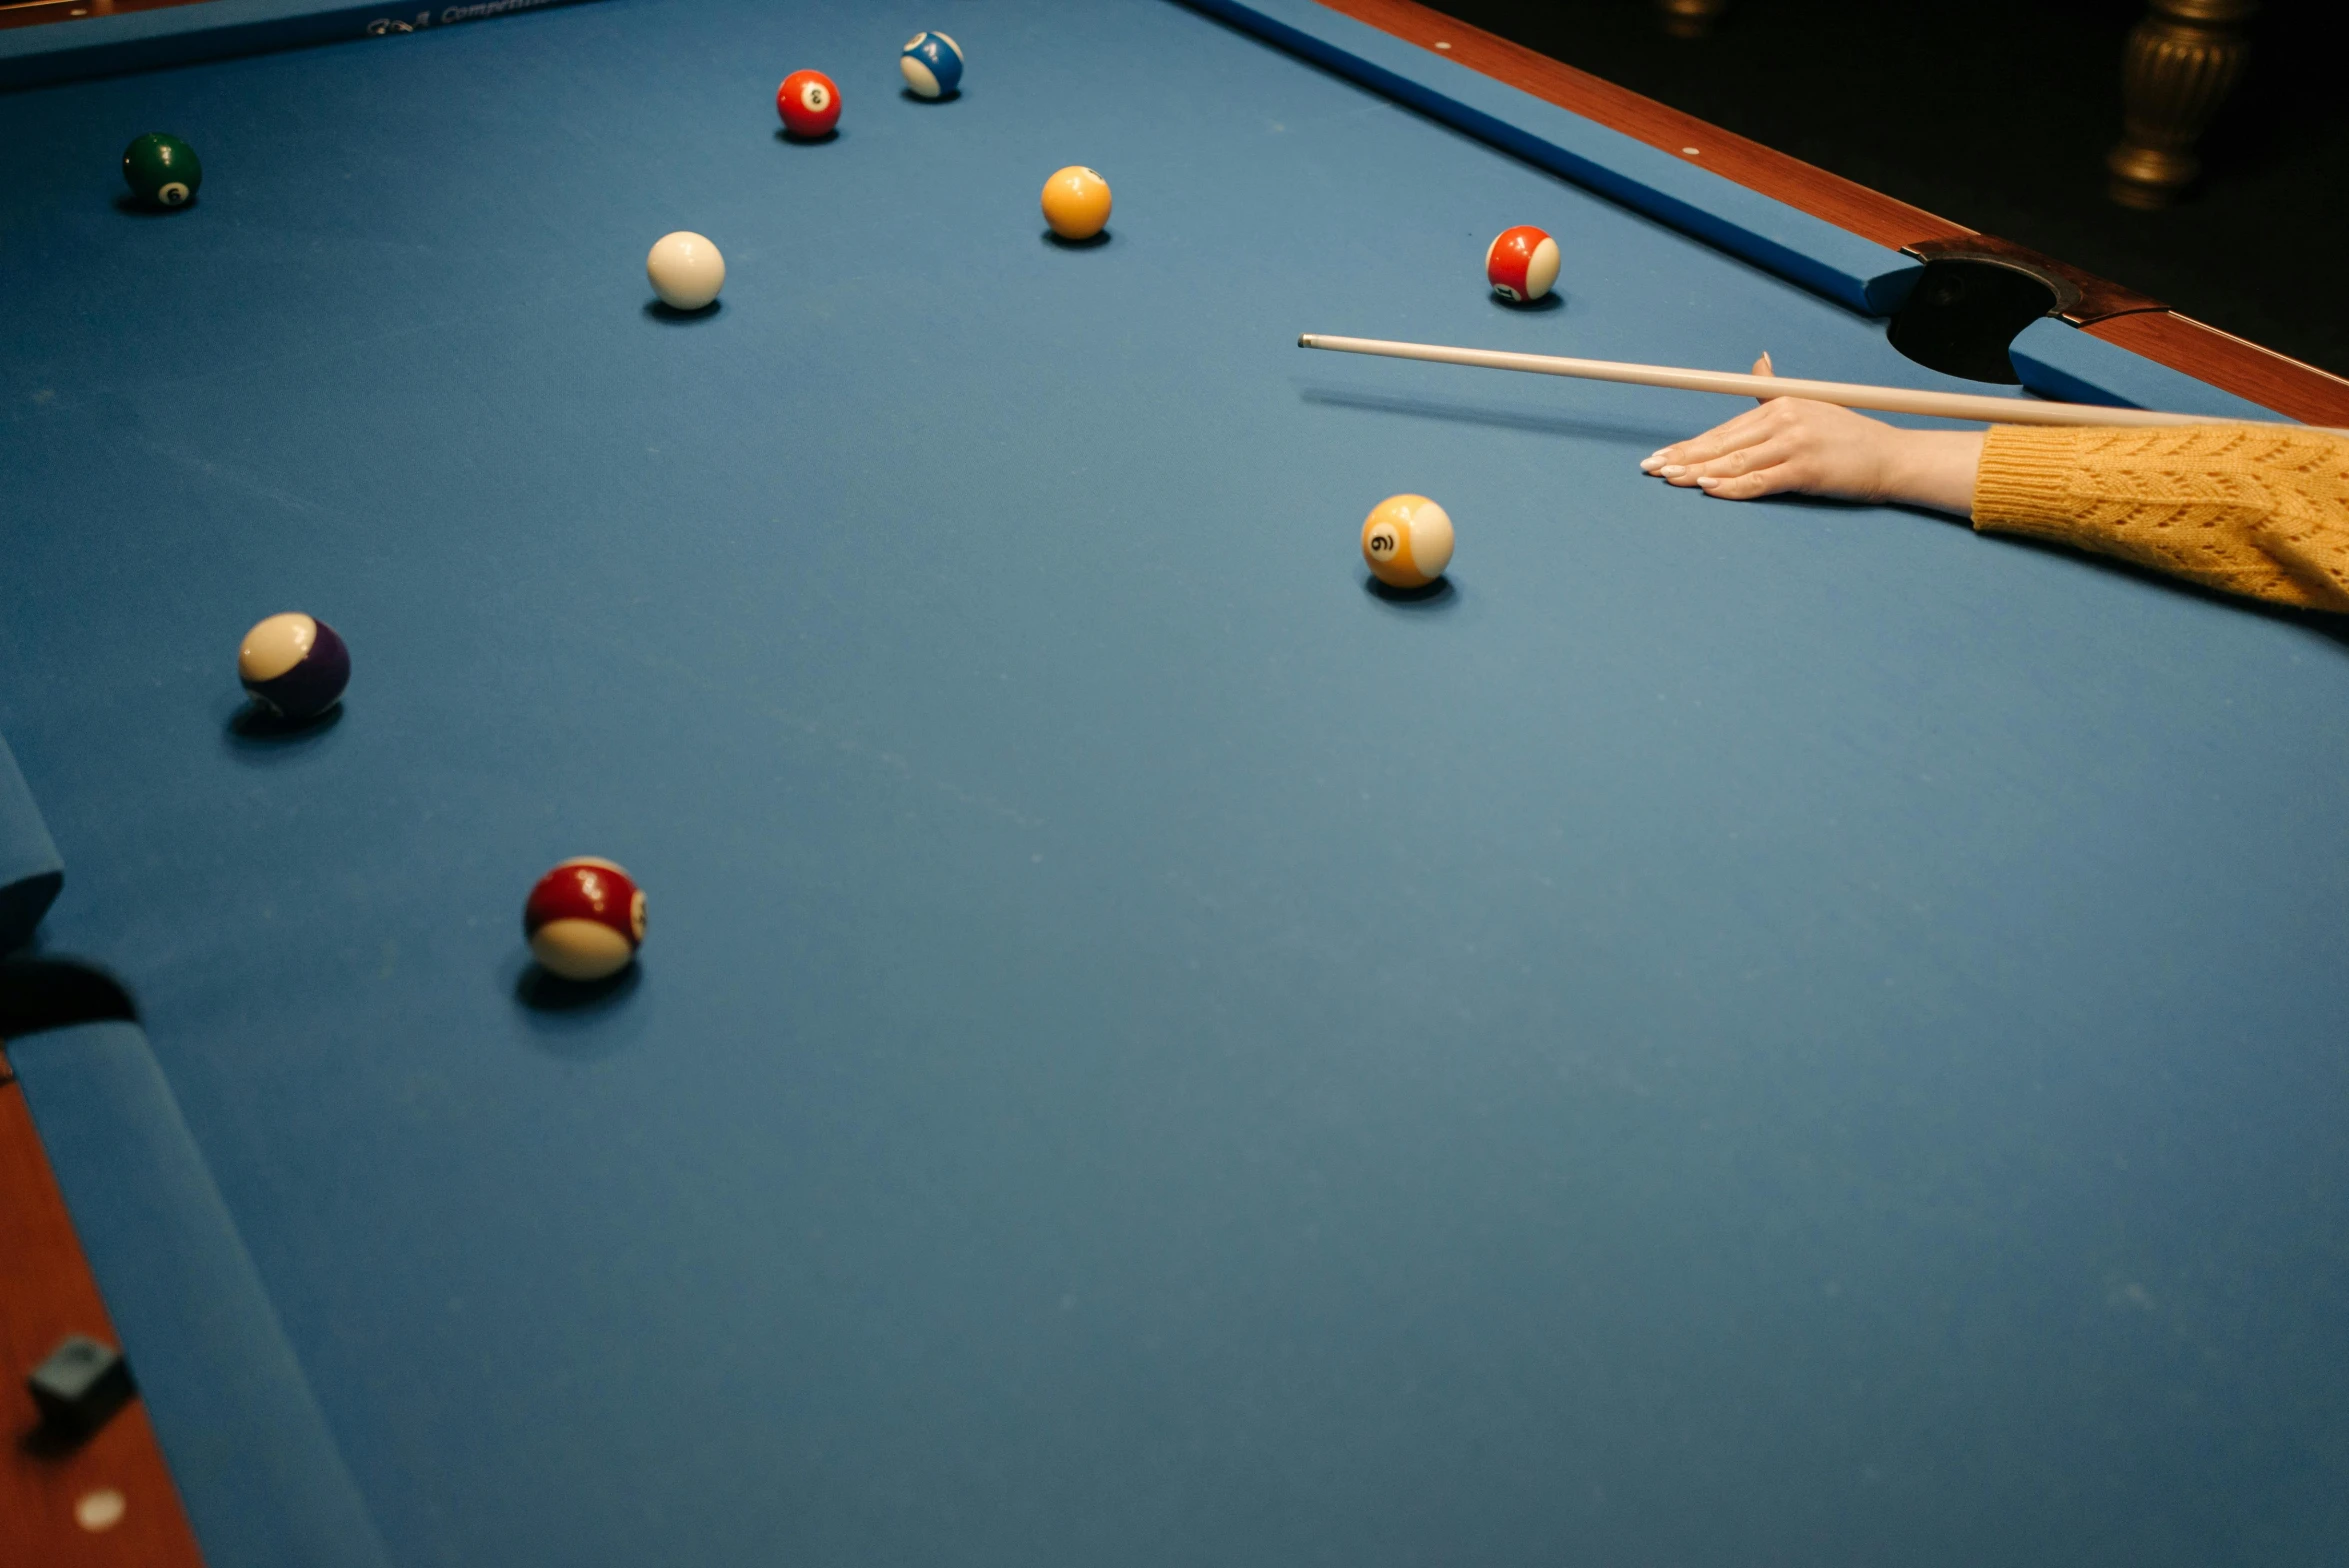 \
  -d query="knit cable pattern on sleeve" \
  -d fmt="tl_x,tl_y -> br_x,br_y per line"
1970,423 -> 2349,612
